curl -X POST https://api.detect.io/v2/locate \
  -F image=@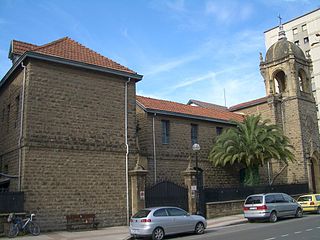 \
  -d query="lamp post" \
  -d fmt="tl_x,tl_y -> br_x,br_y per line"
192,143 -> 200,214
